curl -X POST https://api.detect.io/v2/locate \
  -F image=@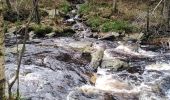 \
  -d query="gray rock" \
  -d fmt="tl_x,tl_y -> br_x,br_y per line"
101,59 -> 129,71
46,32 -> 56,38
